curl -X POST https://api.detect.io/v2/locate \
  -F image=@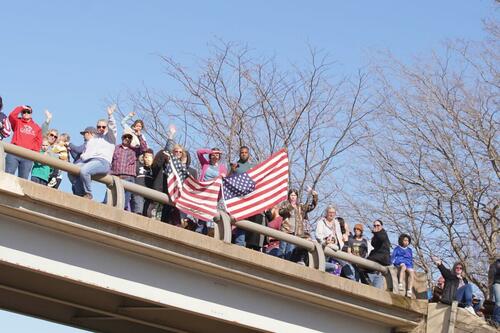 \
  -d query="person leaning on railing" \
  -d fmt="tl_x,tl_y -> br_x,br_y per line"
315,205 -> 345,275
5,105 -> 42,179
279,188 -> 318,263
67,105 -> 117,200
361,220 -> 391,289
431,256 -> 477,316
